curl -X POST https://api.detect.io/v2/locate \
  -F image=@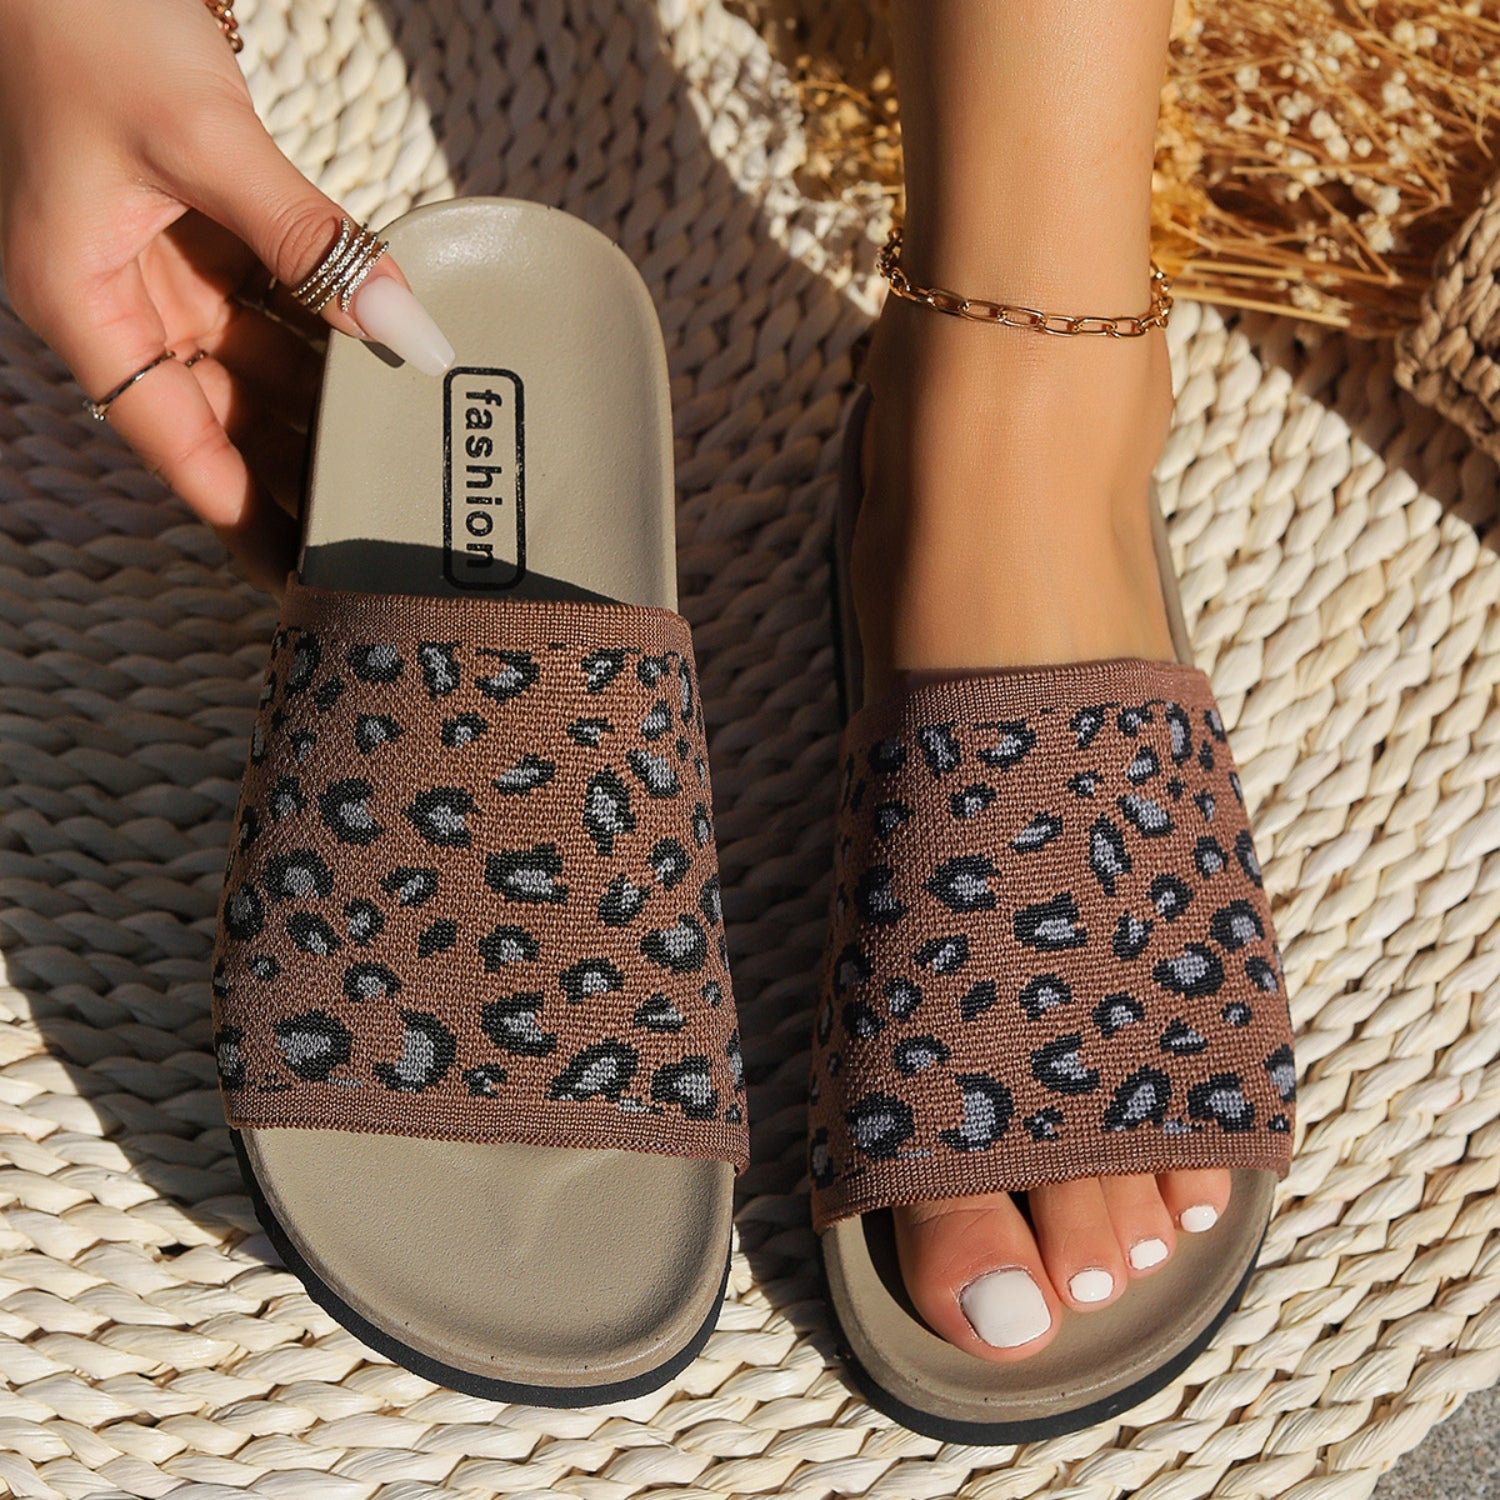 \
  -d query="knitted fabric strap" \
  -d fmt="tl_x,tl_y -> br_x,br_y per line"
213,582 -> 747,1171
809,659 -> 1293,1231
